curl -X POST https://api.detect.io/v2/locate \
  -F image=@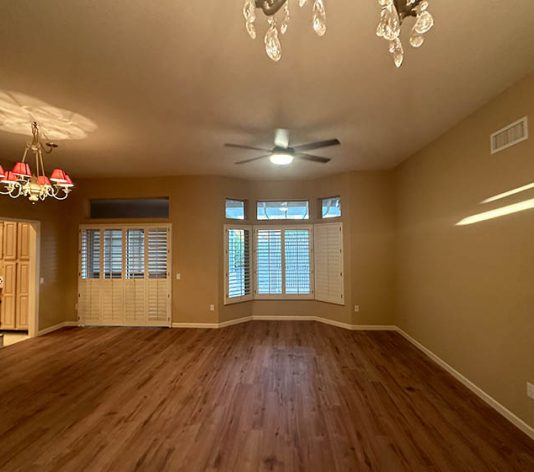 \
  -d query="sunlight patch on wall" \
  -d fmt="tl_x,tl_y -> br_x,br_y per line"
457,198 -> 534,226
482,182 -> 534,203
0,91 -> 97,140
